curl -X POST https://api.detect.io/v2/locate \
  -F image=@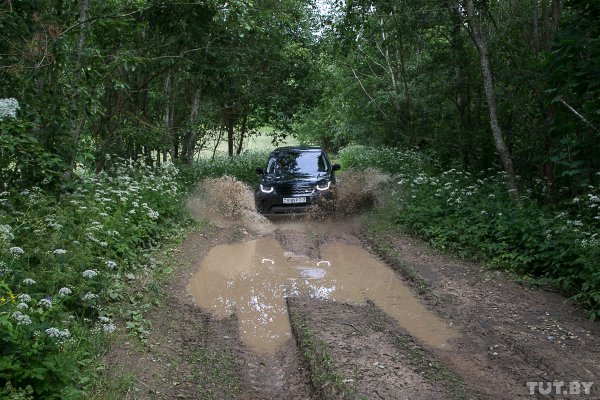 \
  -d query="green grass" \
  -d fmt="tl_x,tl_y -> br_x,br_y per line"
198,130 -> 298,159
288,308 -> 356,399
186,339 -> 240,400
